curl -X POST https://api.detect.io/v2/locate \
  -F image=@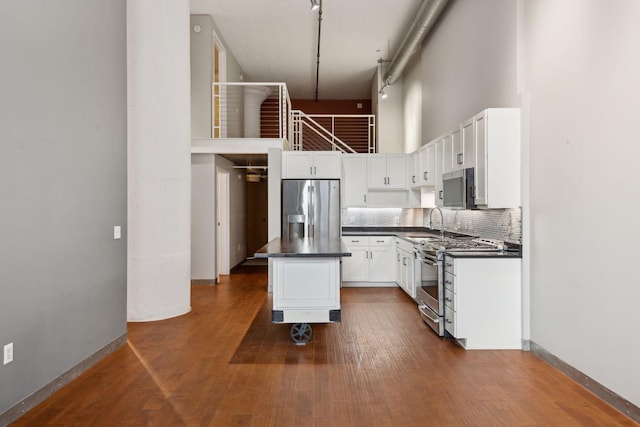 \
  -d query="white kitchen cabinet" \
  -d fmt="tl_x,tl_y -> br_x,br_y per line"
443,128 -> 459,174
341,154 -> 368,207
342,236 -> 395,284
460,117 -> 475,169
408,152 -> 419,188
417,143 -> 436,187
342,236 -> 369,282
443,256 -> 521,349
282,151 -> 341,179
394,238 -> 416,298
472,108 -> 521,208
367,154 -> 407,189
434,137 -> 445,207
